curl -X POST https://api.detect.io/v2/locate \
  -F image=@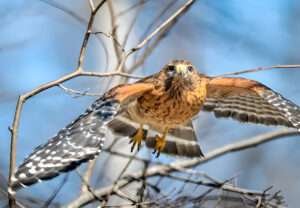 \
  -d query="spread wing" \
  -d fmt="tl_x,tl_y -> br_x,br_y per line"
109,115 -> 204,157
203,77 -> 300,130
12,83 -> 154,190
